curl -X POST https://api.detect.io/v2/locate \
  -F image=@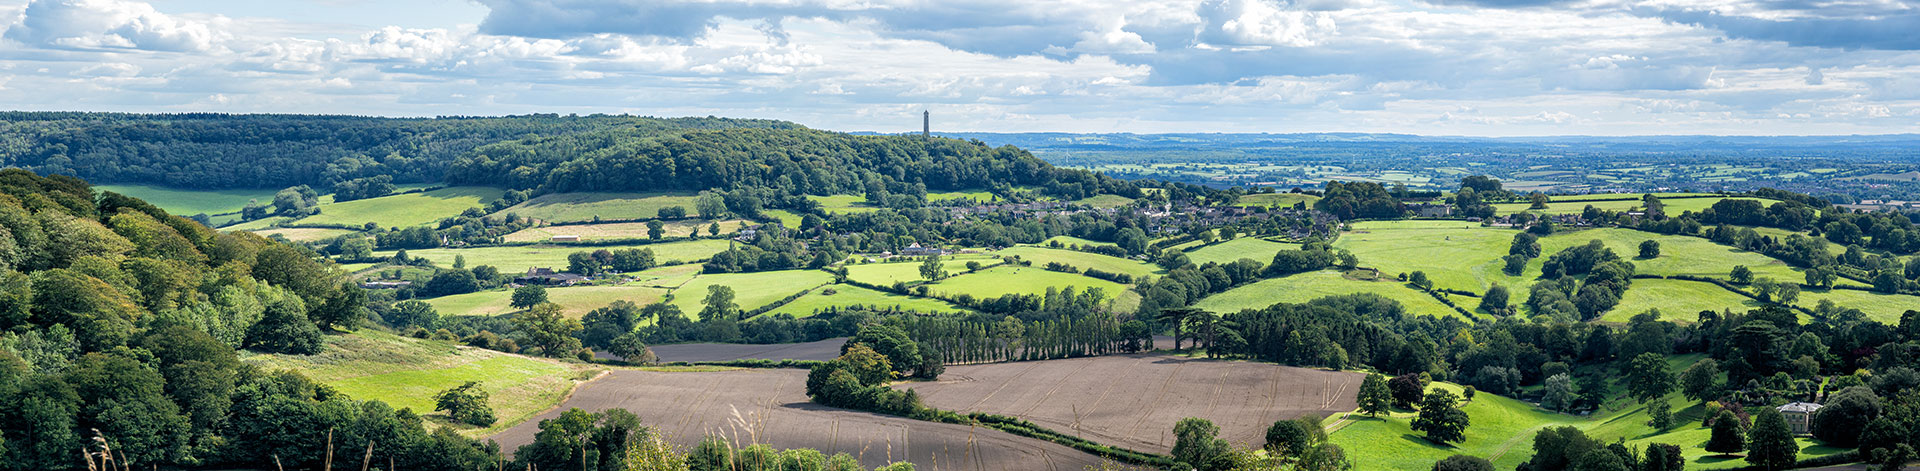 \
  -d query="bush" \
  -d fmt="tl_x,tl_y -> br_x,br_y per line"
434,381 -> 498,426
